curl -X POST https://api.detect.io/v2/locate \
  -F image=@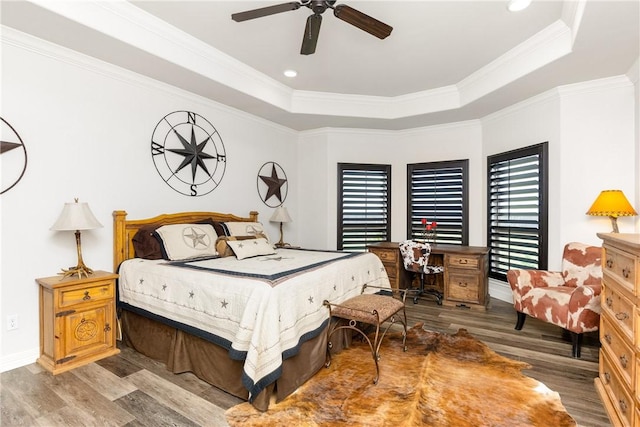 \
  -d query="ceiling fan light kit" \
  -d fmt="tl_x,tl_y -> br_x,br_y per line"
232,1 -> 393,55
